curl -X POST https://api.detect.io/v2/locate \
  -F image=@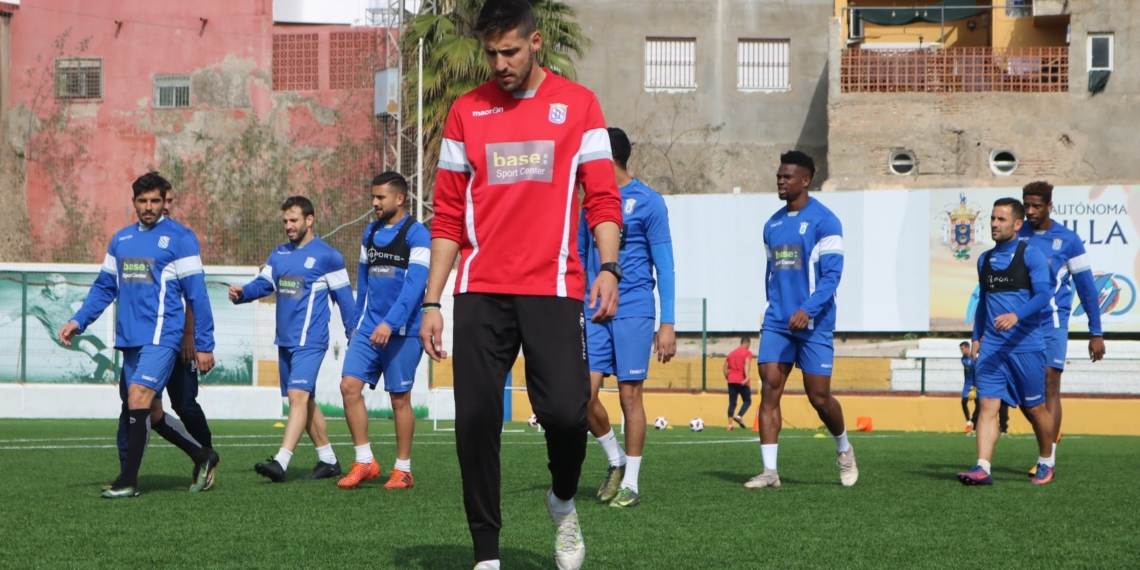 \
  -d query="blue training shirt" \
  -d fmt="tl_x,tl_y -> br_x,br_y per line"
71,217 -> 215,351
355,214 -> 431,337
1018,222 -> 1104,336
762,198 -> 844,337
961,355 -> 976,386
233,236 -> 356,349
579,178 -> 675,322
972,239 -> 1051,353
